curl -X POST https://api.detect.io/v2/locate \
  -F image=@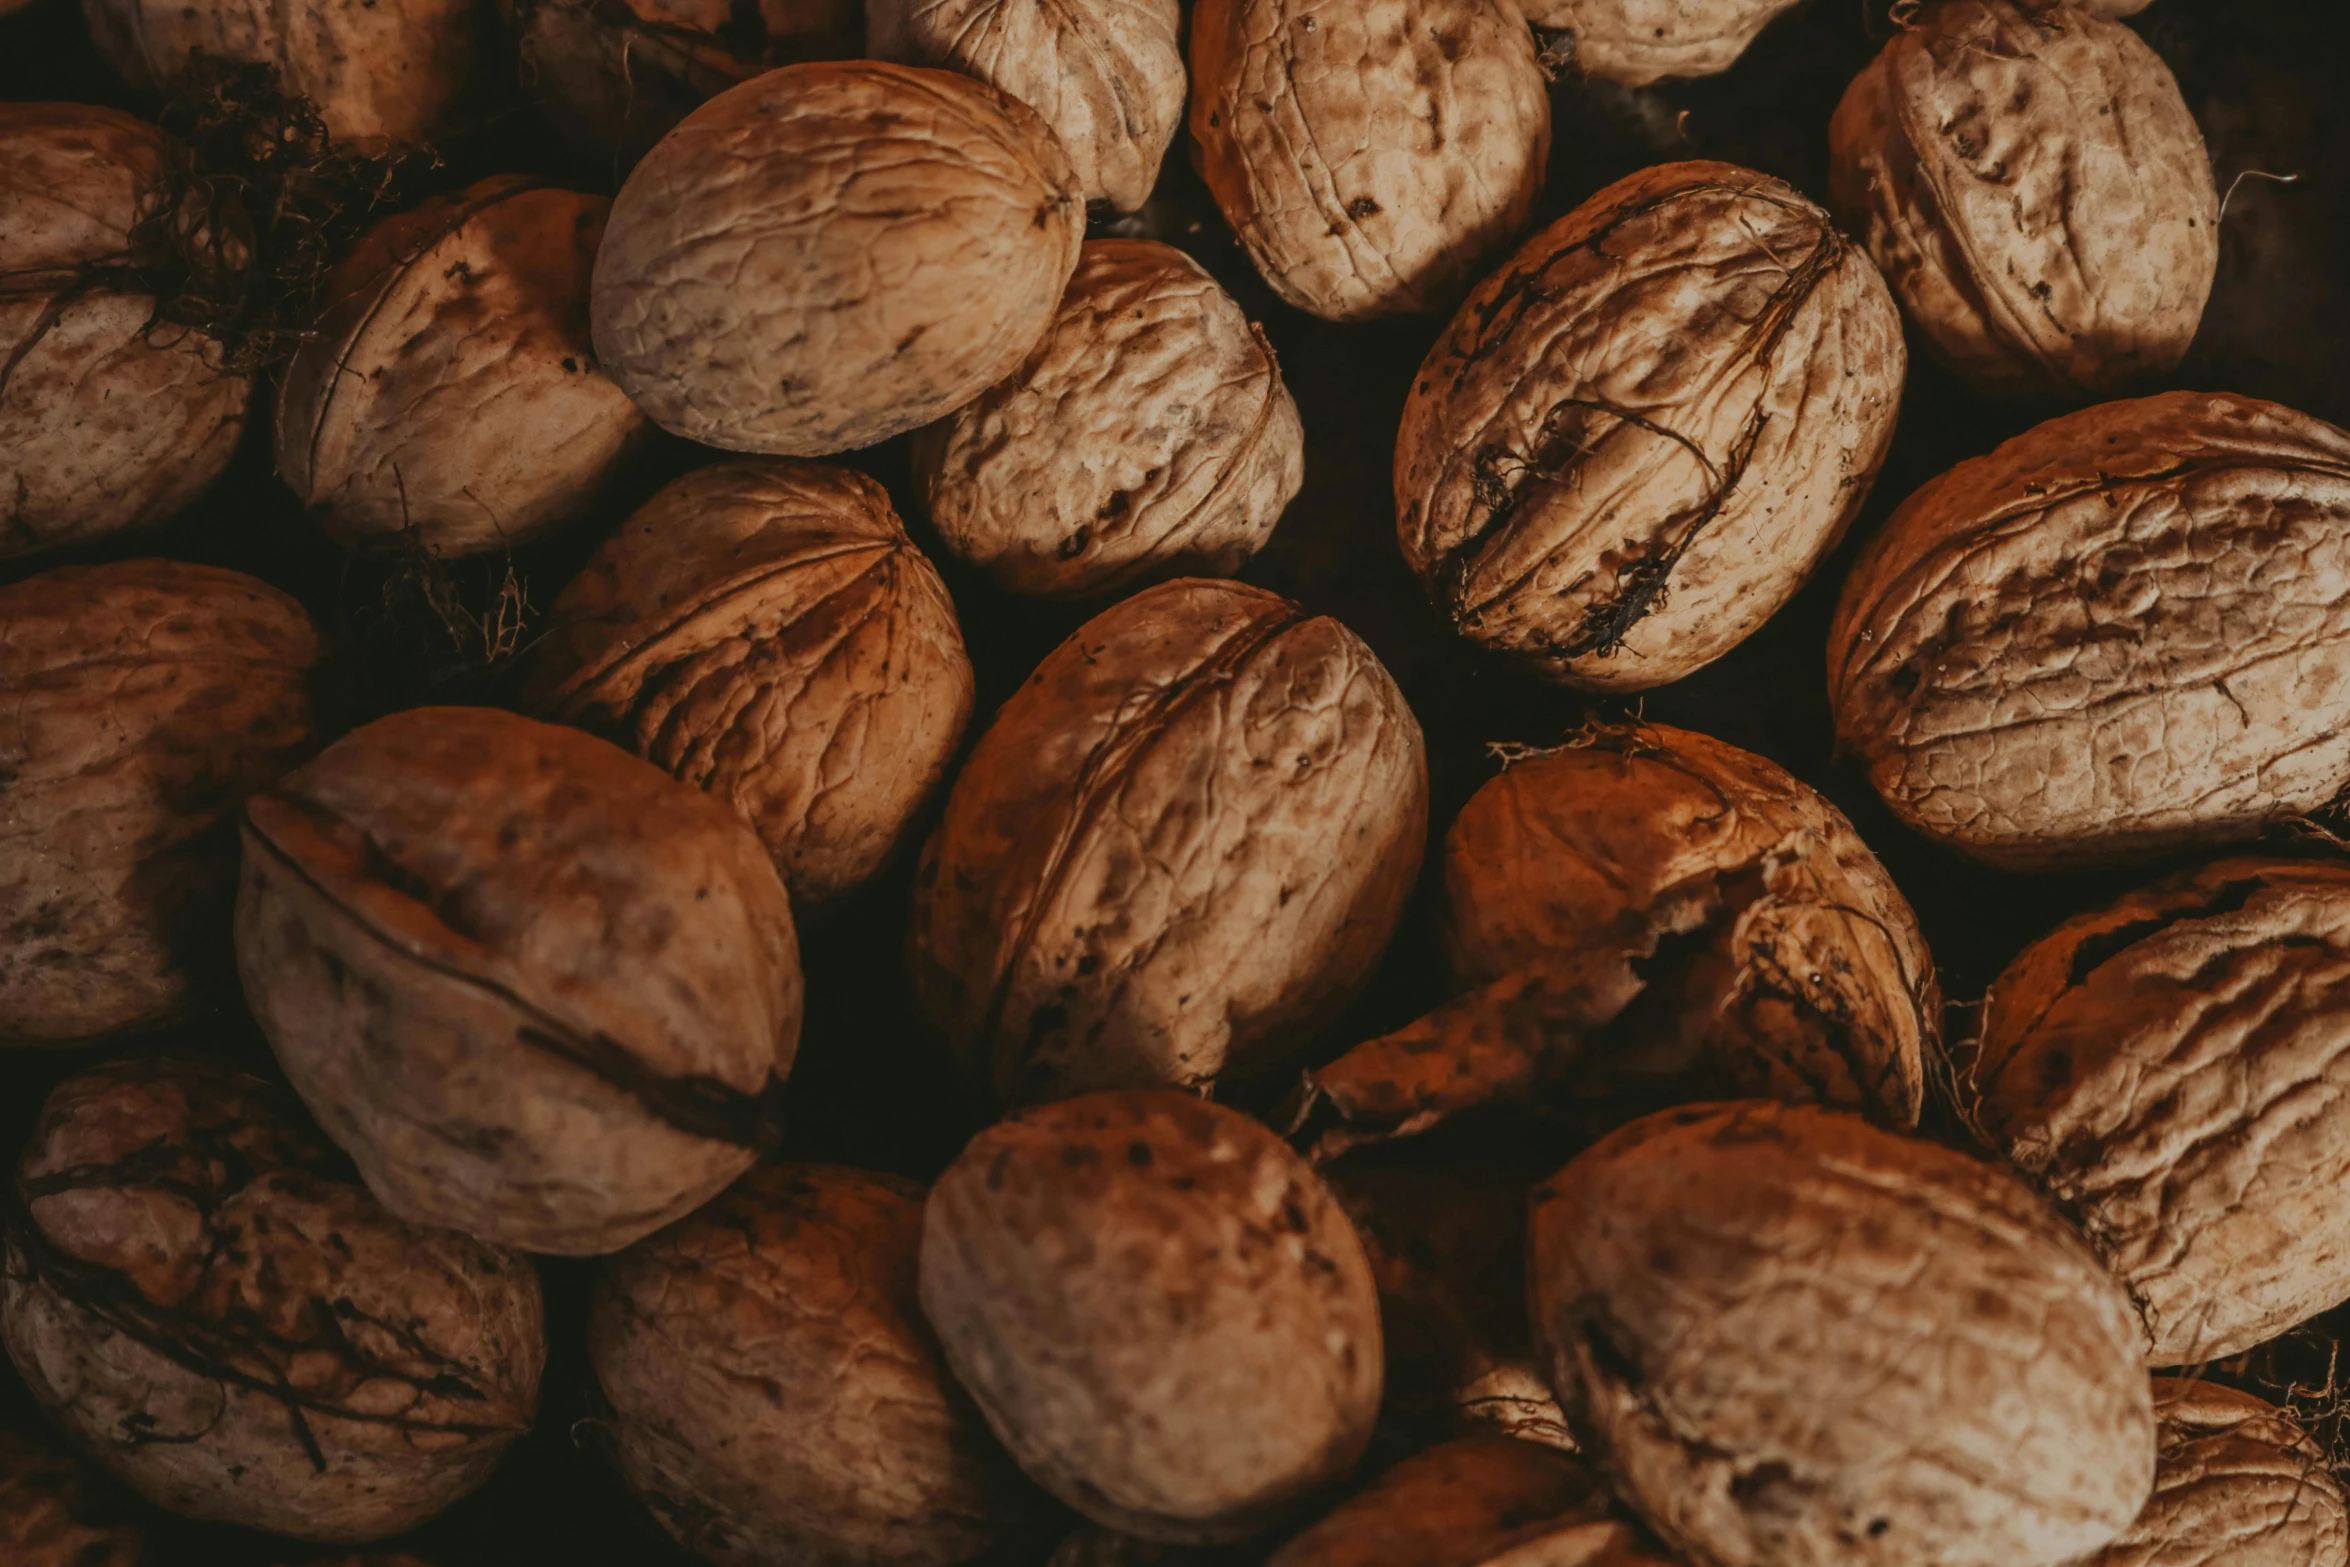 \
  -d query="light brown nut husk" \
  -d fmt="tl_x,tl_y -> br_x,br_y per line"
0,1425 -> 146,1567
1187,0 -> 1549,321
1396,161 -> 1903,690
1529,1099 -> 2156,1567
591,61 -> 1082,456
919,1091 -> 1384,1542
523,459 -> 973,908
911,239 -> 1303,600
1827,0 -> 2217,403
1,560 -> 321,1046
1526,0 -> 1804,85
1827,391 -> 2350,870
909,577 -> 1427,1105
234,705 -> 803,1255
0,1057 -> 544,1542
2089,1378 -> 2349,1567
